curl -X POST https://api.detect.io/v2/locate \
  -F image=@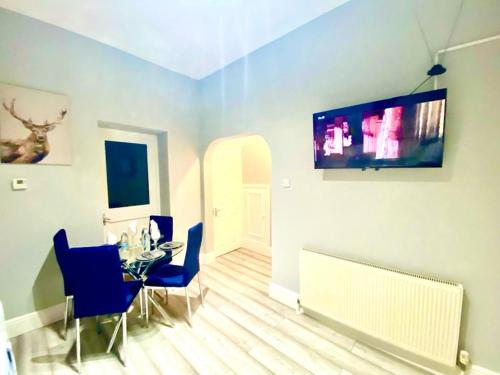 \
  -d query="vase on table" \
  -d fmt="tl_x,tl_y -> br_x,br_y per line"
150,219 -> 161,251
